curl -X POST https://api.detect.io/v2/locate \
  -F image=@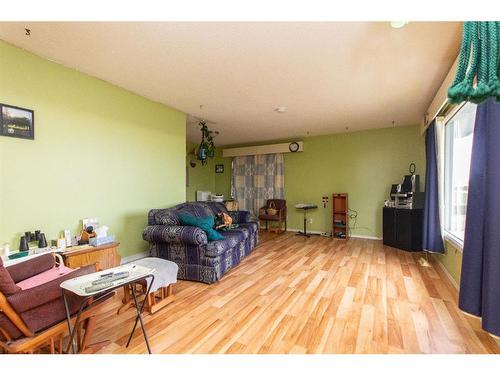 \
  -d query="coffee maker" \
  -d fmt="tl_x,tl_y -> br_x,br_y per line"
390,163 -> 425,209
